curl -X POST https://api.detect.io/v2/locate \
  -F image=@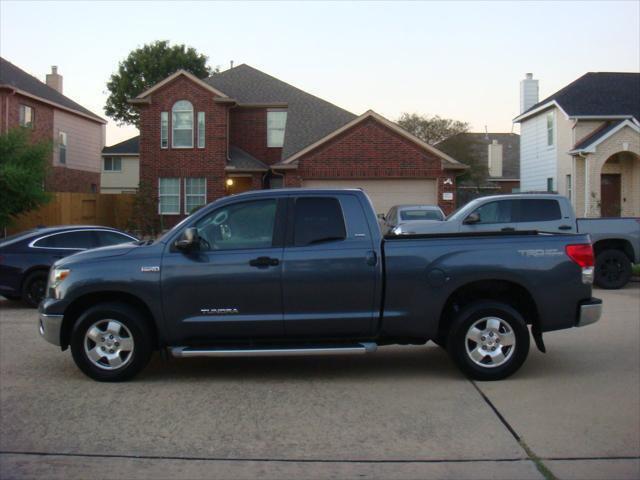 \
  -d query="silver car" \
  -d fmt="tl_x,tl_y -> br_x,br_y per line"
381,205 -> 445,235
